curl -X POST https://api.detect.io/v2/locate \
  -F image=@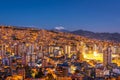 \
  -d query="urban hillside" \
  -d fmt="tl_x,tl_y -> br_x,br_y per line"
0,25 -> 120,80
